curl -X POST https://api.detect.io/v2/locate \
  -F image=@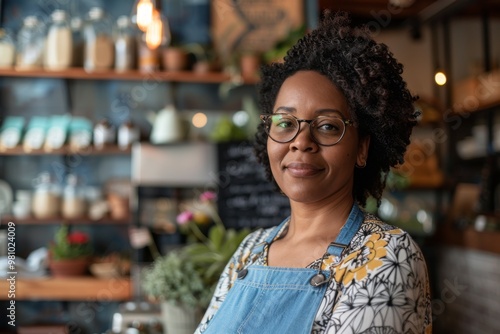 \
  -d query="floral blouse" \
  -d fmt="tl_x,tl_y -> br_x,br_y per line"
195,213 -> 432,334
